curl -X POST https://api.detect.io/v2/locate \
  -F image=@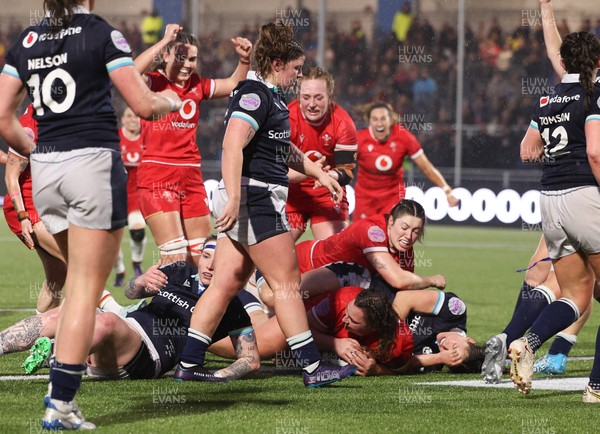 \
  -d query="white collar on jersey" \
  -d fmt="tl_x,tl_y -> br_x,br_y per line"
45,5 -> 90,17
246,70 -> 278,91
562,73 -> 580,83
72,5 -> 90,14
562,72 -> 600,83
